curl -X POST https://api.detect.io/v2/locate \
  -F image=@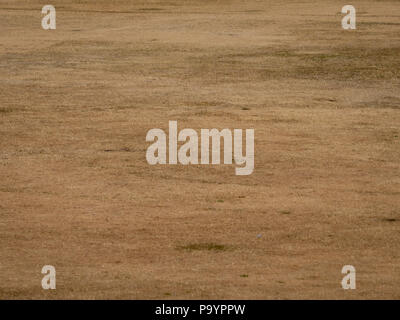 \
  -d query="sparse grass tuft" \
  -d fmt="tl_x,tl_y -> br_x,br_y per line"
177,243 -> 229,252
